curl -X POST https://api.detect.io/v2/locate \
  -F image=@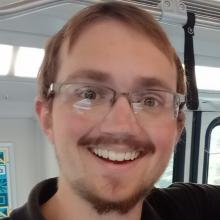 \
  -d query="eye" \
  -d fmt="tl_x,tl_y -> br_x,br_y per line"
84,89 -> 97,100
143,96 -> 159,107
74,87 -> 98,100
74,86 -> 108,102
